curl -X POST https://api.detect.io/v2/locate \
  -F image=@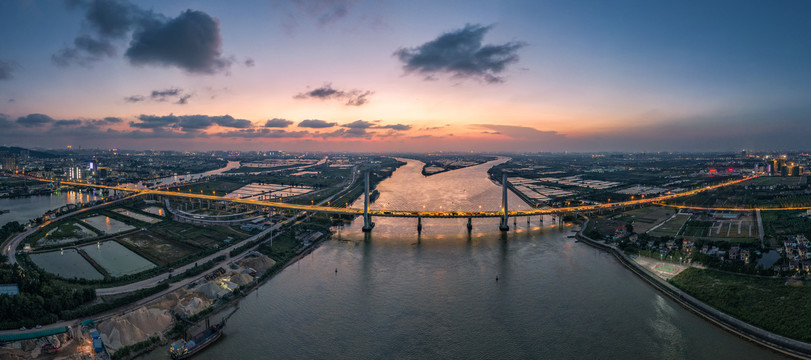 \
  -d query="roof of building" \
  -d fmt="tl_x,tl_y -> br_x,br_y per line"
0,284 -> 19,296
